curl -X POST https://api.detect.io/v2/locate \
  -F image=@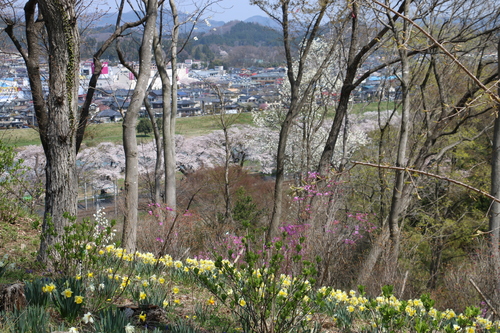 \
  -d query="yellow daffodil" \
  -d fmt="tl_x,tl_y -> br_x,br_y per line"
42,283 -> 56,293
172,287 -> 179,294
62,288 -> 73,298
139,292 -> 147,300
239,299 -> 246,307
74,295 -> 84,304
207,297 -> 216,305
278,289 -> 288,297
405,306 -> 416,316
139,312 -> 146,322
